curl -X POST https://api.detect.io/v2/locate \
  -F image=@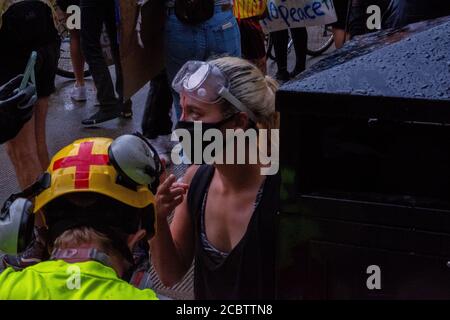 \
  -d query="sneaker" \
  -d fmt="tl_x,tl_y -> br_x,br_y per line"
70,85 -> 87,101
92,100 -> 132,117
275,69 -> 291,82
121,99 -> 133,119
81,106 -> 121,126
